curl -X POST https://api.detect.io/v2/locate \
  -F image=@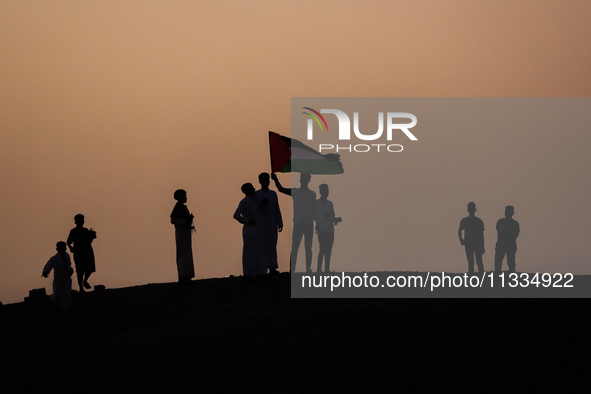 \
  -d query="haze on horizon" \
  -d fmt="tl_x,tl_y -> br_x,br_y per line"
1,1 -> 590,304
